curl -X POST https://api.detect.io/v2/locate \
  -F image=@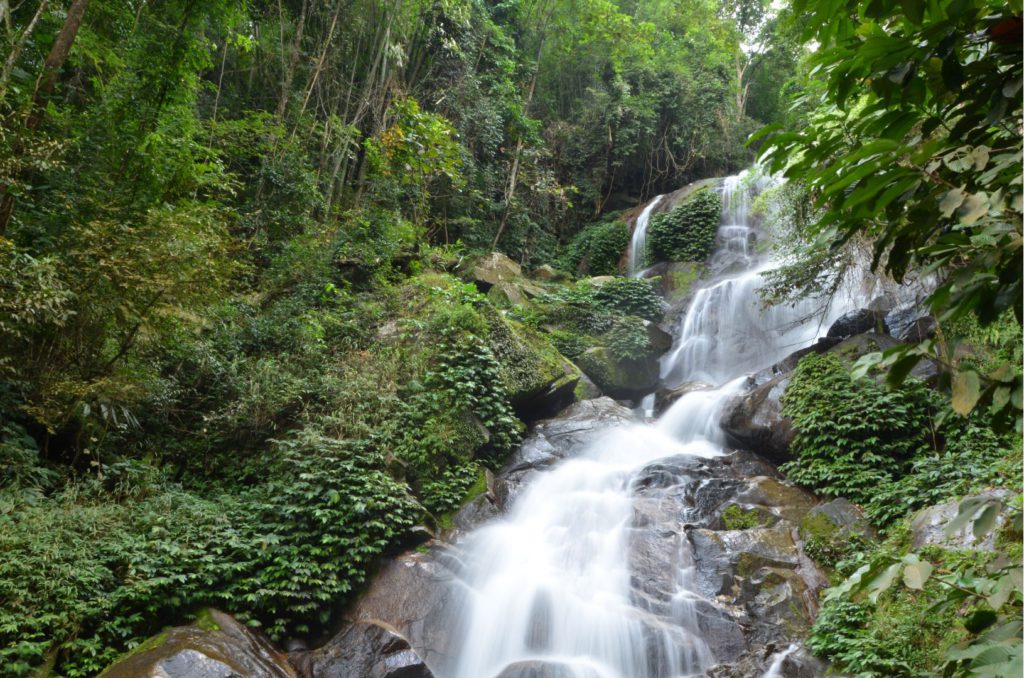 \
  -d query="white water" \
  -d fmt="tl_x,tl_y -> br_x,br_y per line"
661,173 -> 863,387
448,170 -> 868,678
628,195 -> 664,277
761,644 -> 799,678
